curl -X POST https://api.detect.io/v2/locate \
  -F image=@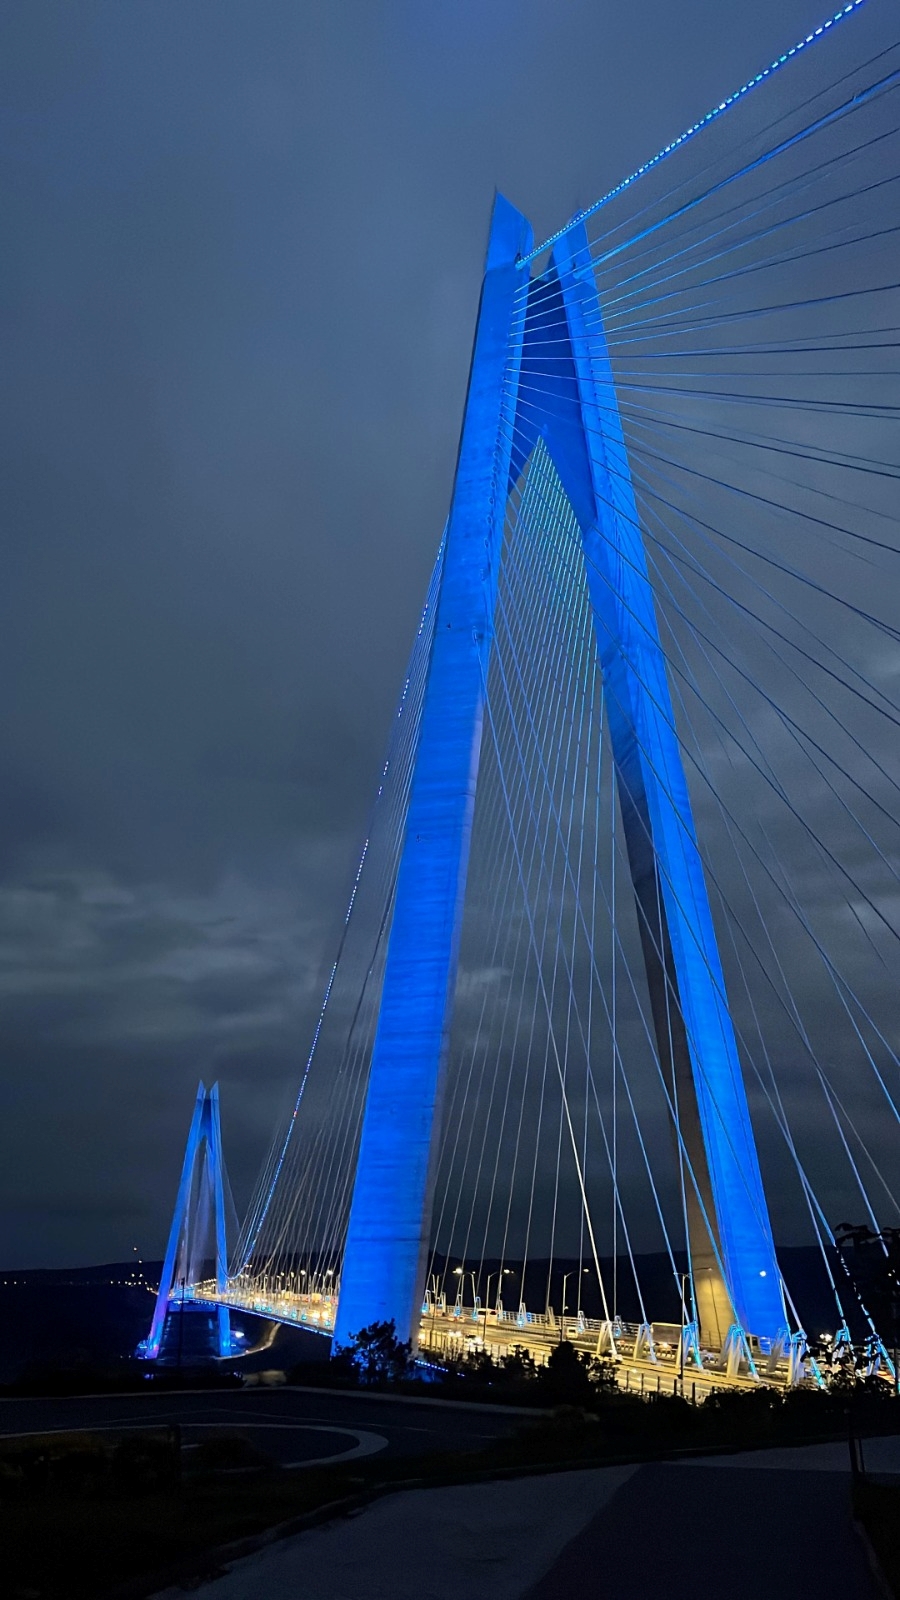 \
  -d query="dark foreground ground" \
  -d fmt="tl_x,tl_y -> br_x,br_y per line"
529,1460 -> 879,1599
3,1384 -> 899,1599
0,1382 -> 523,1467
120,1445 -> 899,1599
0,1384 -> 531,1599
